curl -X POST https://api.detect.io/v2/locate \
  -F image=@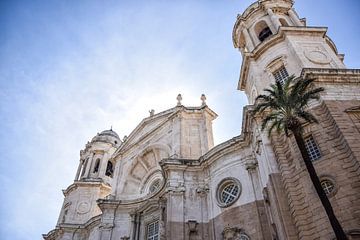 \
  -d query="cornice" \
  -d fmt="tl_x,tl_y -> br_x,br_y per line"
43,215 -> 101,240
62,180 -> 111,197
301,68 -> 360,84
